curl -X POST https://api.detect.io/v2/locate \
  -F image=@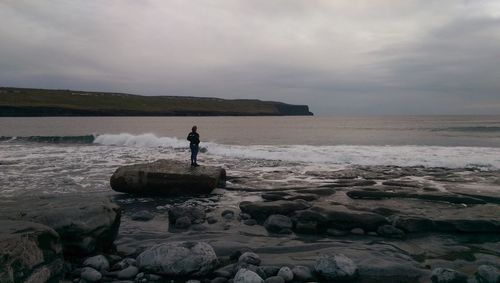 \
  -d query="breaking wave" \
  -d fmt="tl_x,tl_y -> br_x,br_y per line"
92,133 -> 500,169
0,135 -> 96,143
